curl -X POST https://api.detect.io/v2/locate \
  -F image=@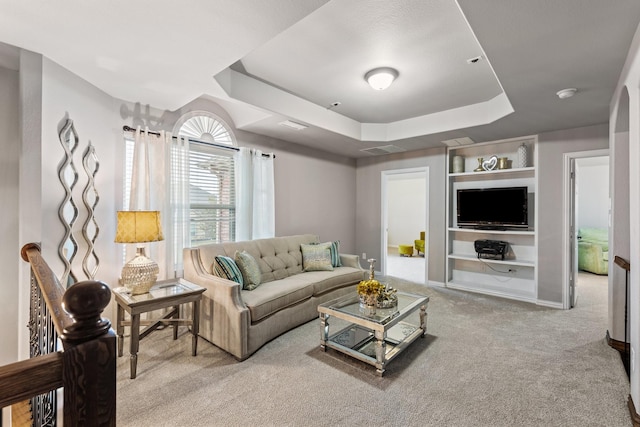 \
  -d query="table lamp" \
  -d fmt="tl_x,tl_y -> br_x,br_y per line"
115,210 -> 164,295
